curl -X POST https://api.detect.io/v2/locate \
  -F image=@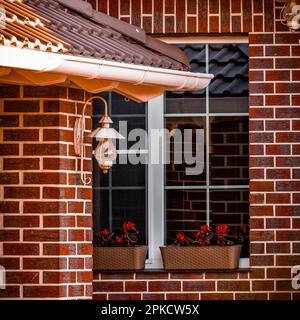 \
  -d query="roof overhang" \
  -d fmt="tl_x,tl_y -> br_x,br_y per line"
0,45 -> 213,102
